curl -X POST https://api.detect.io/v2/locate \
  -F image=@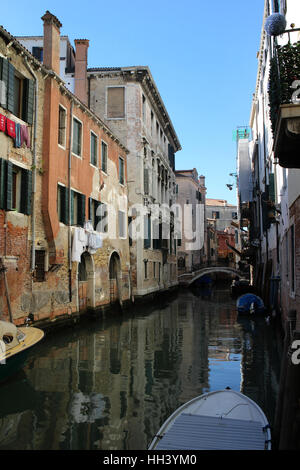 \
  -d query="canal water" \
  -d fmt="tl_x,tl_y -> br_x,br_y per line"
0,285 -> 282,450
